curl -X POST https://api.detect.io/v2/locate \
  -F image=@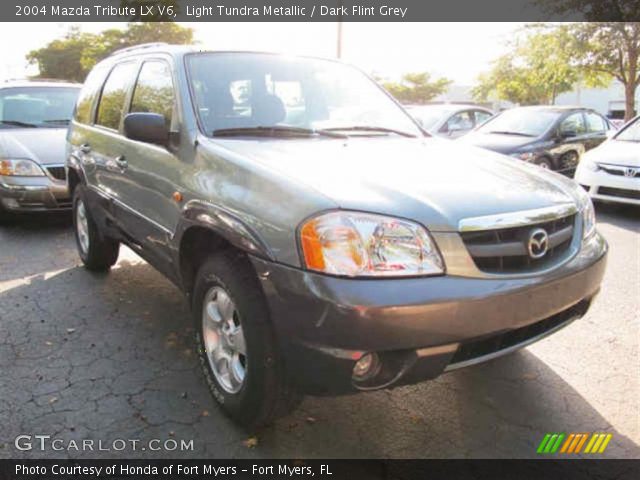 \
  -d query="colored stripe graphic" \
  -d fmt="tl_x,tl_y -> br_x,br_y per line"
574,433 -> 589,453
537,434 -> 552,453
539,432 -> 613,454
537,433 -> 565,454
585,433 -> 613,454
560,434 -> 575,453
